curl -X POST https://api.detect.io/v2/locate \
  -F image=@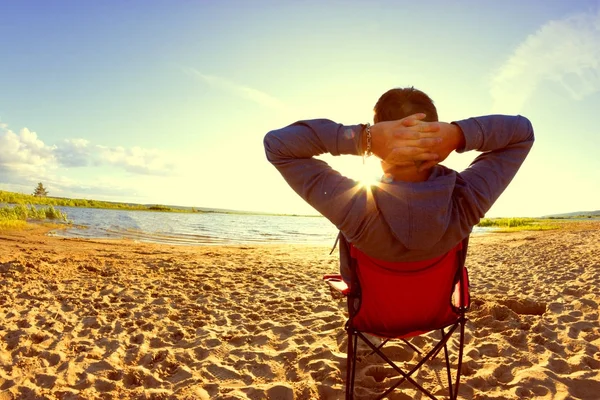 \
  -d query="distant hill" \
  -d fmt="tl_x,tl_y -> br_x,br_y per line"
542,210 -> 600,218
160,204 -> 320,217
162,205 -> 240,213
